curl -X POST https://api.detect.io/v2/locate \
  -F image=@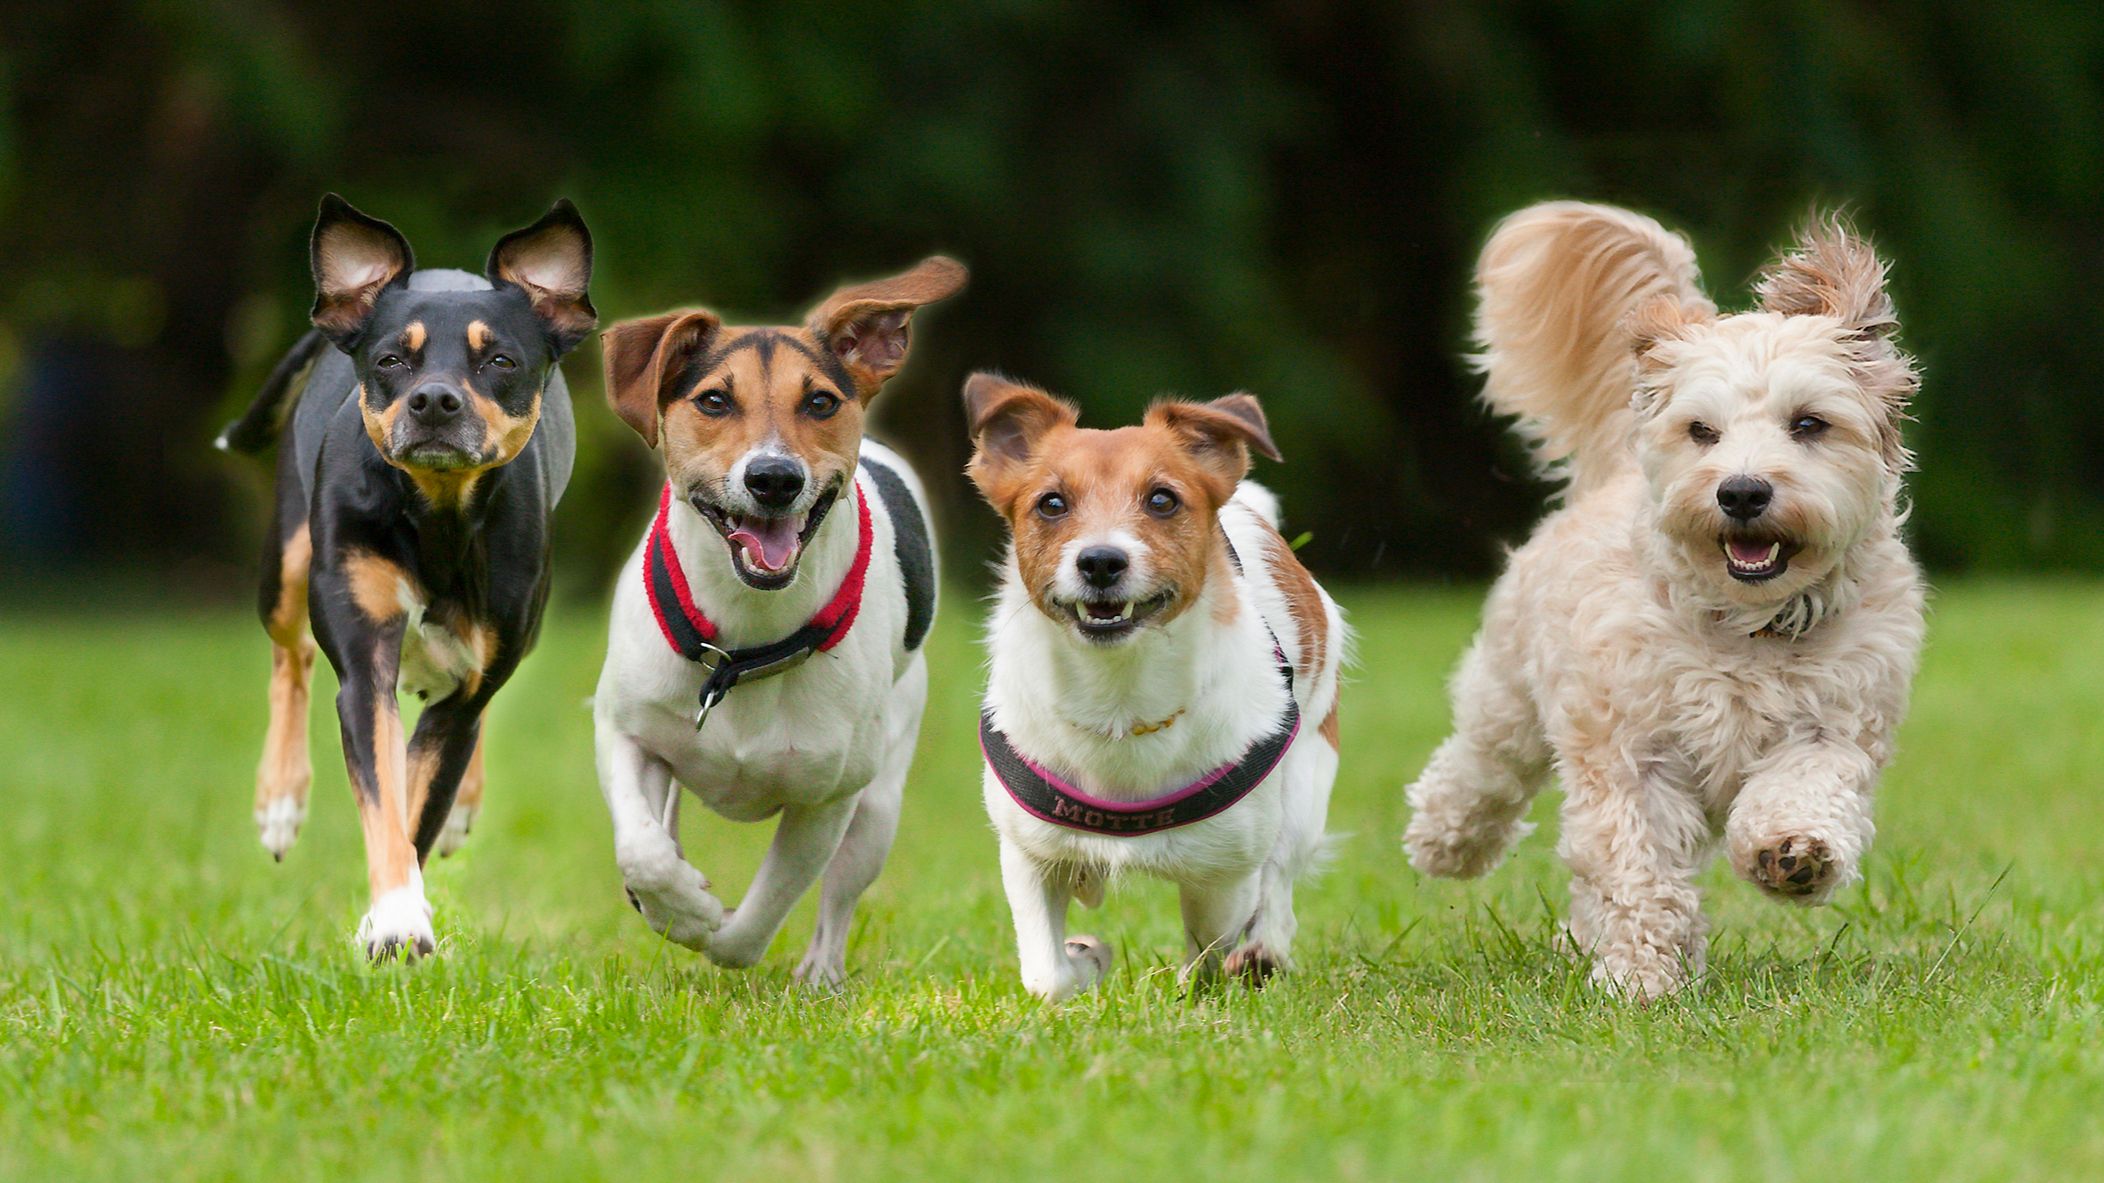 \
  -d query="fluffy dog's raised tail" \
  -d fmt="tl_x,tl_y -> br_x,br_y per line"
1472,202 -> 1713,490
216,329 -> 327,455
